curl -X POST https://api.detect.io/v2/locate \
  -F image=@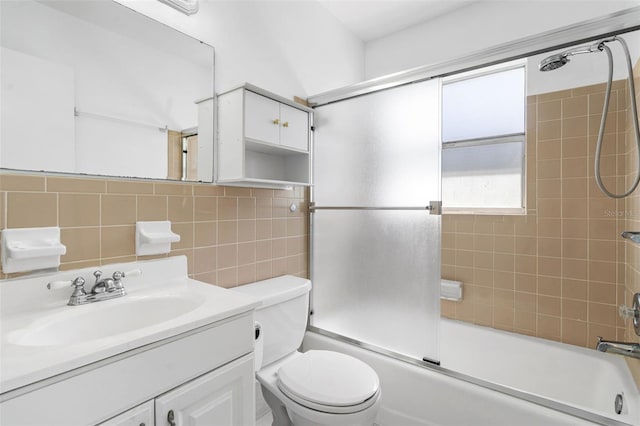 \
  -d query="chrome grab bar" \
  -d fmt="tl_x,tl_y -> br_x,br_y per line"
310,206 -> 431,210
309,201 -> 442,215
